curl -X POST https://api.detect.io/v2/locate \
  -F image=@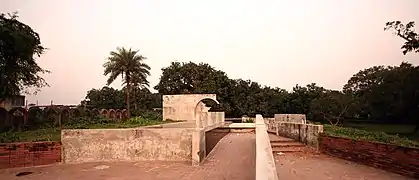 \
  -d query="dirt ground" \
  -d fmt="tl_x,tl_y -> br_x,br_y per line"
0,133 -> 255,180
274,152 -> 414,180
